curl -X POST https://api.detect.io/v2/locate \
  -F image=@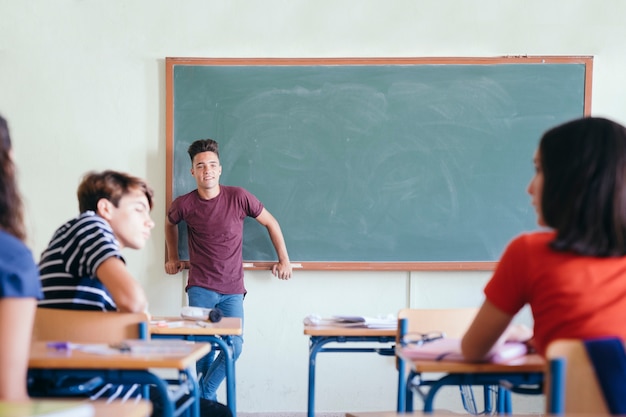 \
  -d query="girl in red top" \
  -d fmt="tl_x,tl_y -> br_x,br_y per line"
462,117 -> 626,359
